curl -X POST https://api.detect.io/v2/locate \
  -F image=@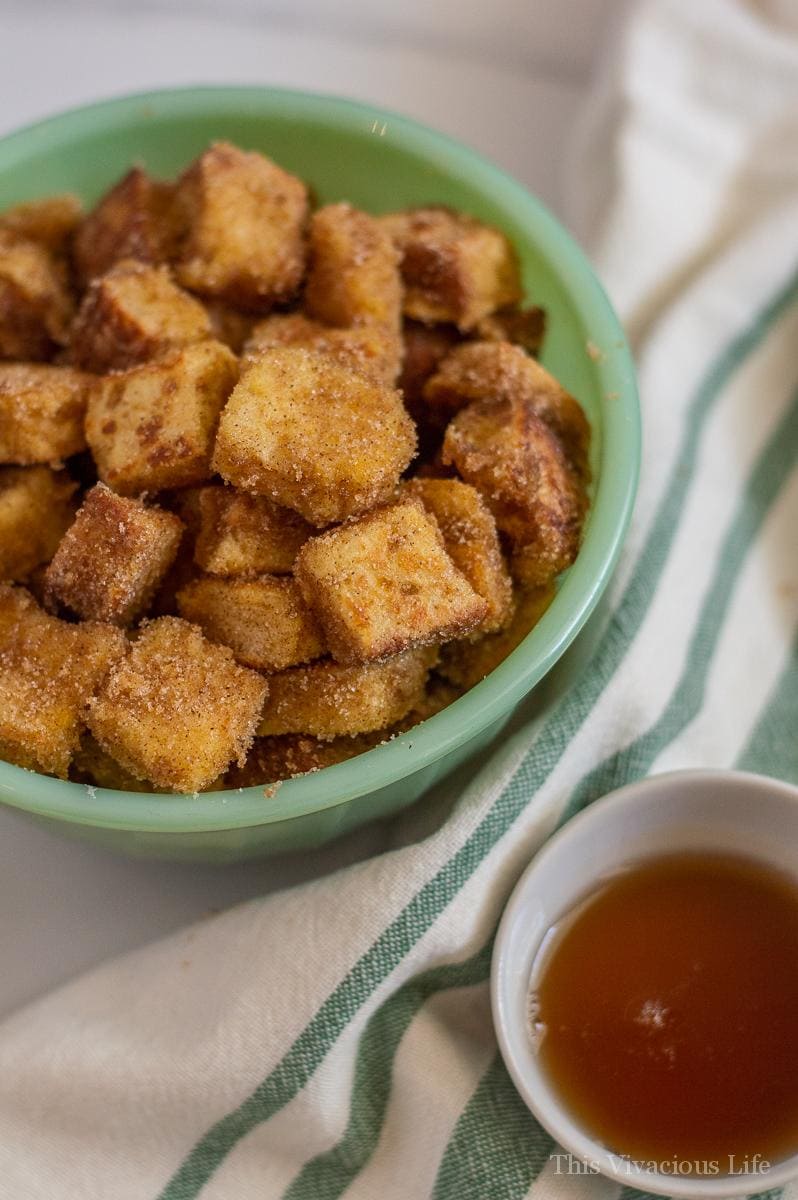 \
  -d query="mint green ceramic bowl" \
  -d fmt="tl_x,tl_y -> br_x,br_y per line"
0,87 -> 639,862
